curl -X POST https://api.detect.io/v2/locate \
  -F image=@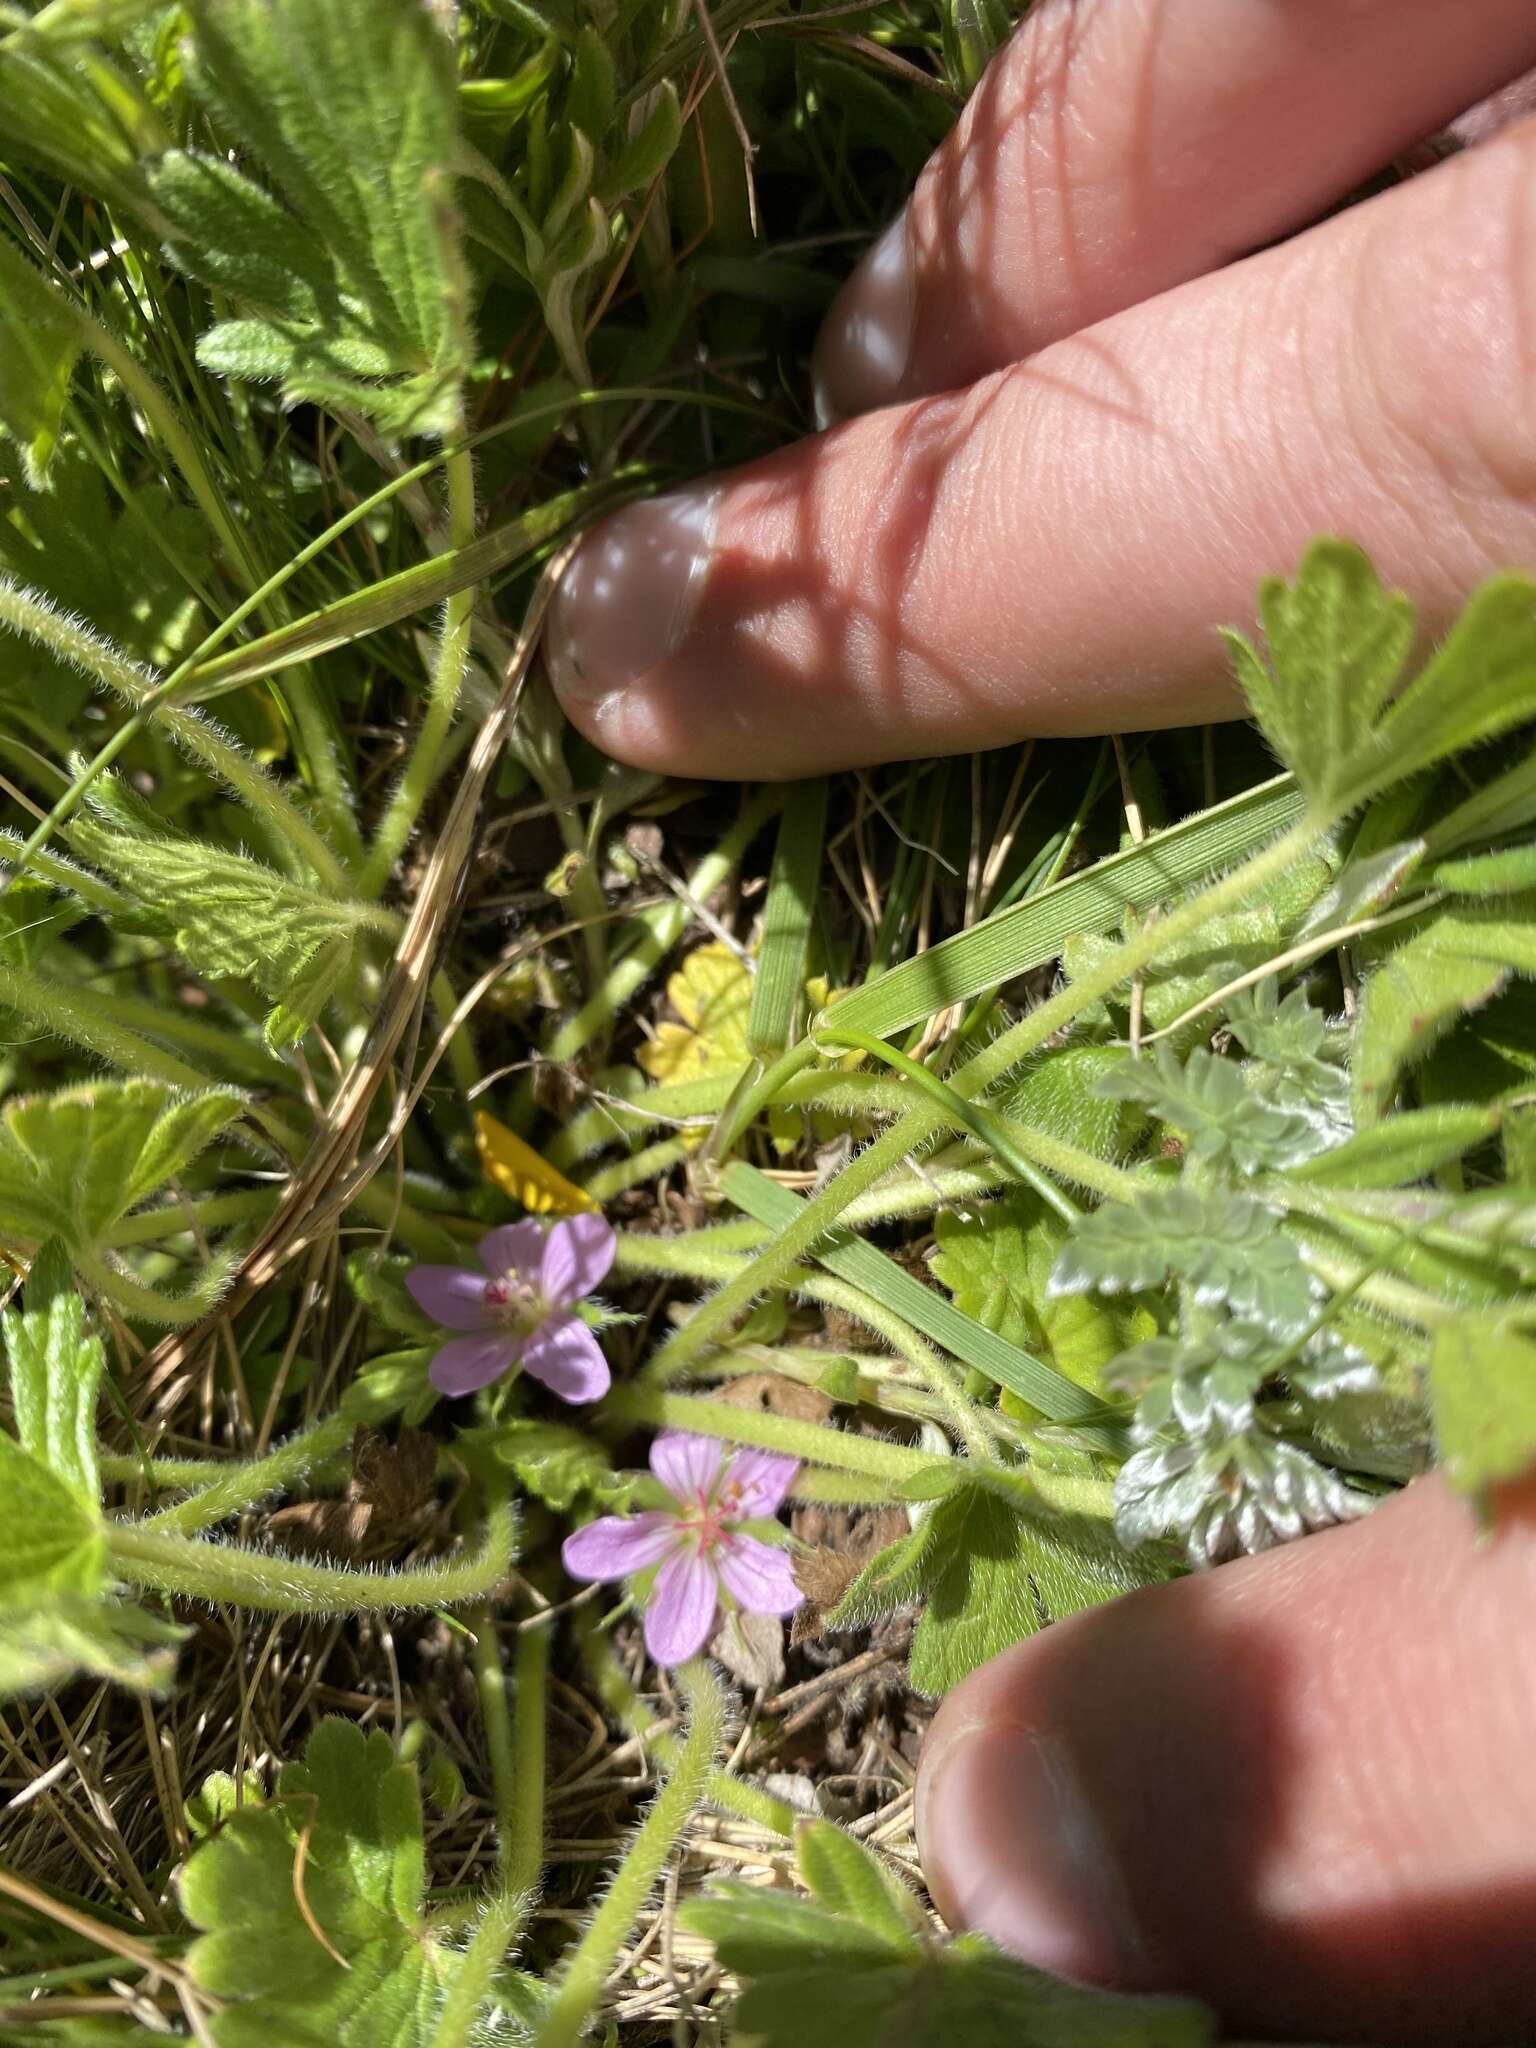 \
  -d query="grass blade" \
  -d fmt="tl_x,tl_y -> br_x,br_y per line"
823,772 -> 1304,1039
721,1161 -> 1123,1449
747,776 -> 828,1056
